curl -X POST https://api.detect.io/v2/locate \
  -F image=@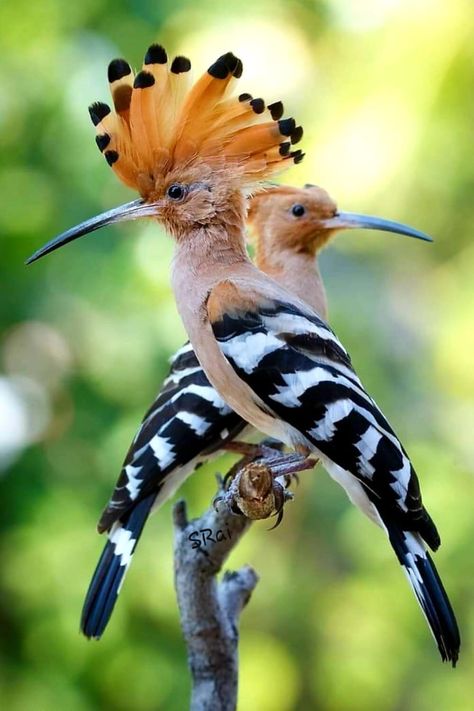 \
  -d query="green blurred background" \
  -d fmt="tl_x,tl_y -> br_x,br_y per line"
1,0 -> 473,709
